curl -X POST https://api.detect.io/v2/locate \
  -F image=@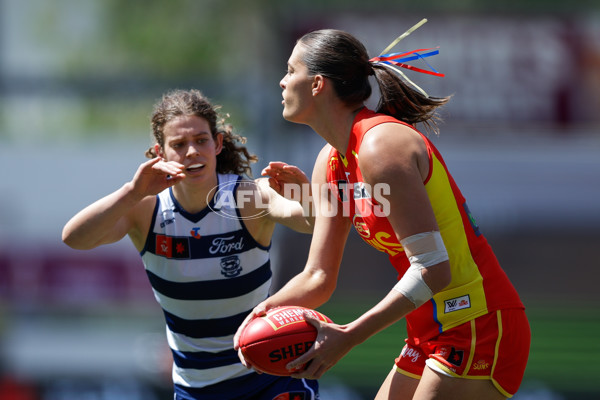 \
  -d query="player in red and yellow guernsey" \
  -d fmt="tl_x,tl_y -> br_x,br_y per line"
235,21 -> 530,400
